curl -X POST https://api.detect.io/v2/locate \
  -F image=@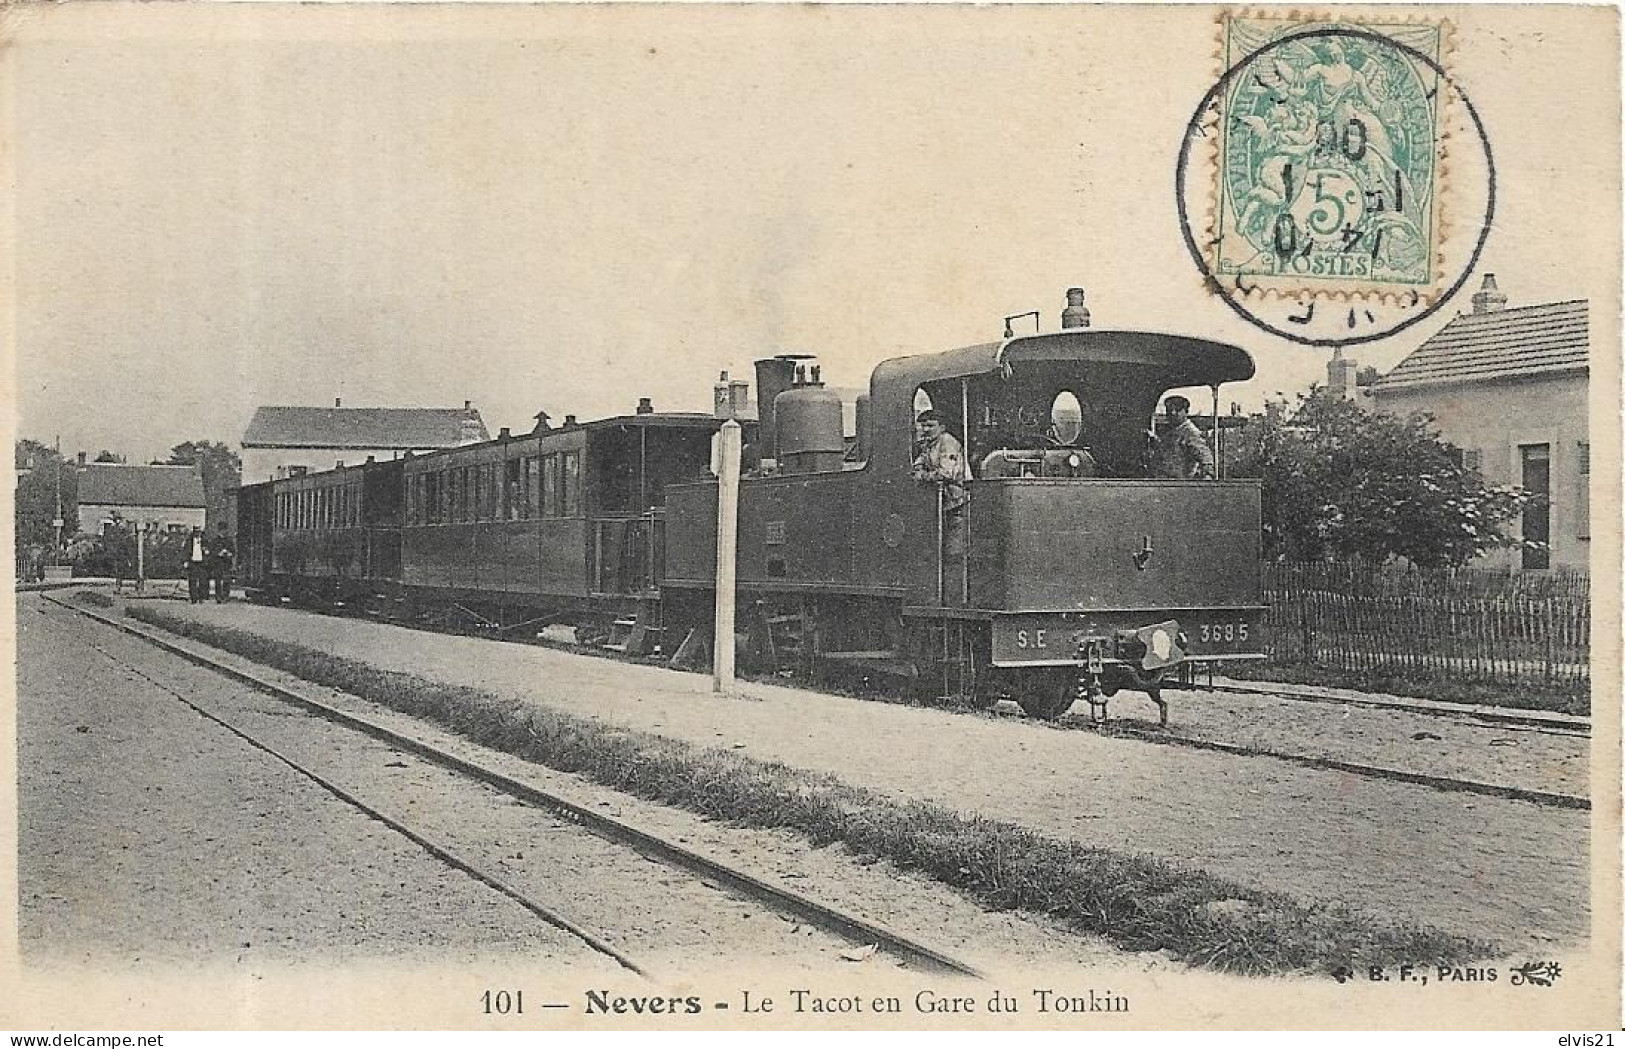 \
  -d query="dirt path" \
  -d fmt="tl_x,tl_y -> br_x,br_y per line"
148,600 -> 1591,953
